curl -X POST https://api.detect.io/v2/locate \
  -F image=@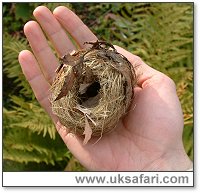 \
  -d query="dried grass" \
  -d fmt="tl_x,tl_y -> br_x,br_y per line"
49,49 -> 136,140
